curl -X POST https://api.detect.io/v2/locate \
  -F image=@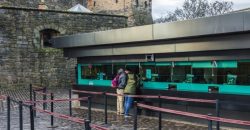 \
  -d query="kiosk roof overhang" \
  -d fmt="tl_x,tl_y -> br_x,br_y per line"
52,10 -> 250,49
